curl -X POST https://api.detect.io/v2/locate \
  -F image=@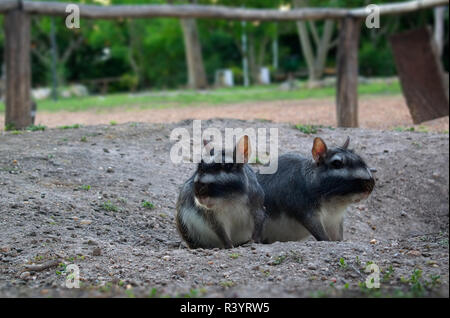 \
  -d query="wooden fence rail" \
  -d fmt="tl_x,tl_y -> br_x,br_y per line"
0,0 -> 449,129
13,0 -> 450,20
